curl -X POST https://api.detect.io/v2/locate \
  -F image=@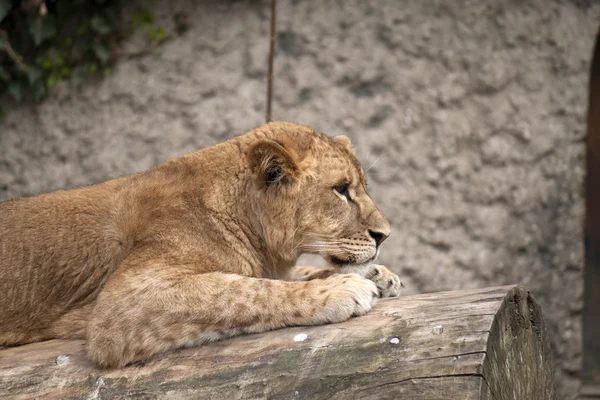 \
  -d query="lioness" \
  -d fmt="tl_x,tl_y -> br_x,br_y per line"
0,122 -> 401,368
